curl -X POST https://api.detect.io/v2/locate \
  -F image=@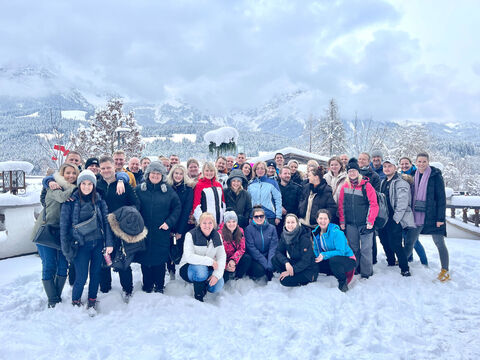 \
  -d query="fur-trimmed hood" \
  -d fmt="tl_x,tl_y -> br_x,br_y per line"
107,213 -> 148,244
